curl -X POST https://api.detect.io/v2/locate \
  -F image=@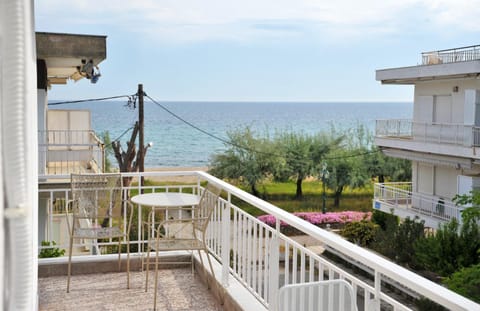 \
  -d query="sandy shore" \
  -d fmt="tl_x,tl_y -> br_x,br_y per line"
145,166 -> 209,183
